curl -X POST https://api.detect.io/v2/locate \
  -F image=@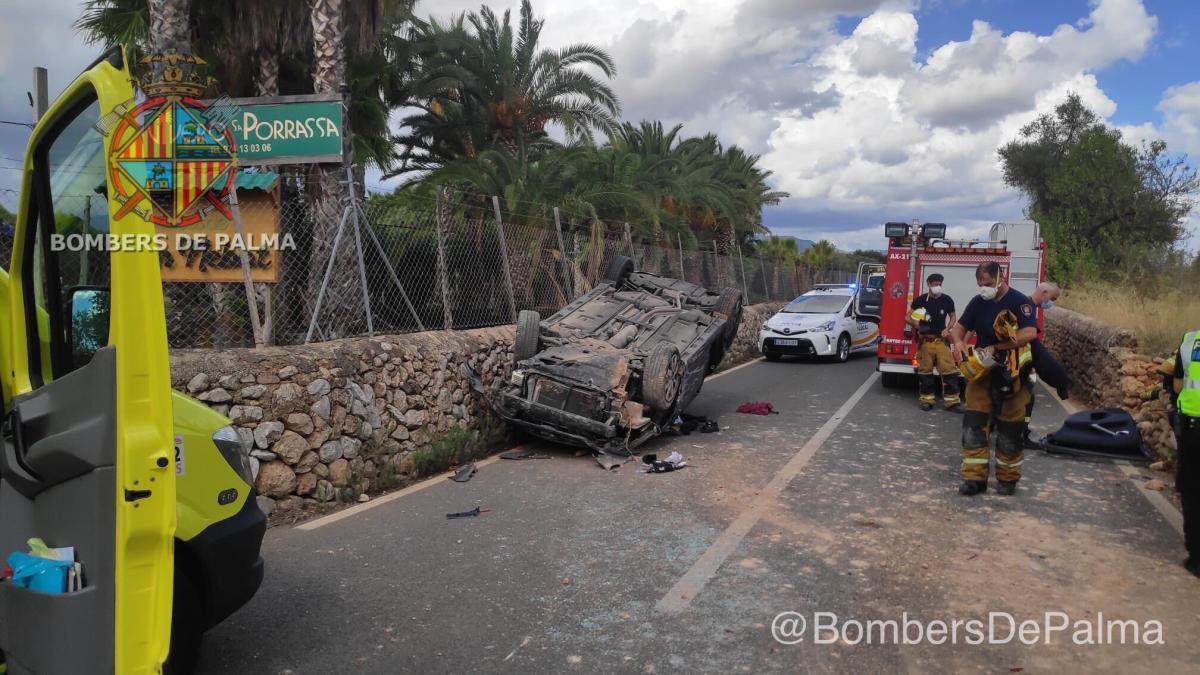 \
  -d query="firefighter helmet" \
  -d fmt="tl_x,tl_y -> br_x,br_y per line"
910,307 -> 929,323
958,345 -> 996,381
